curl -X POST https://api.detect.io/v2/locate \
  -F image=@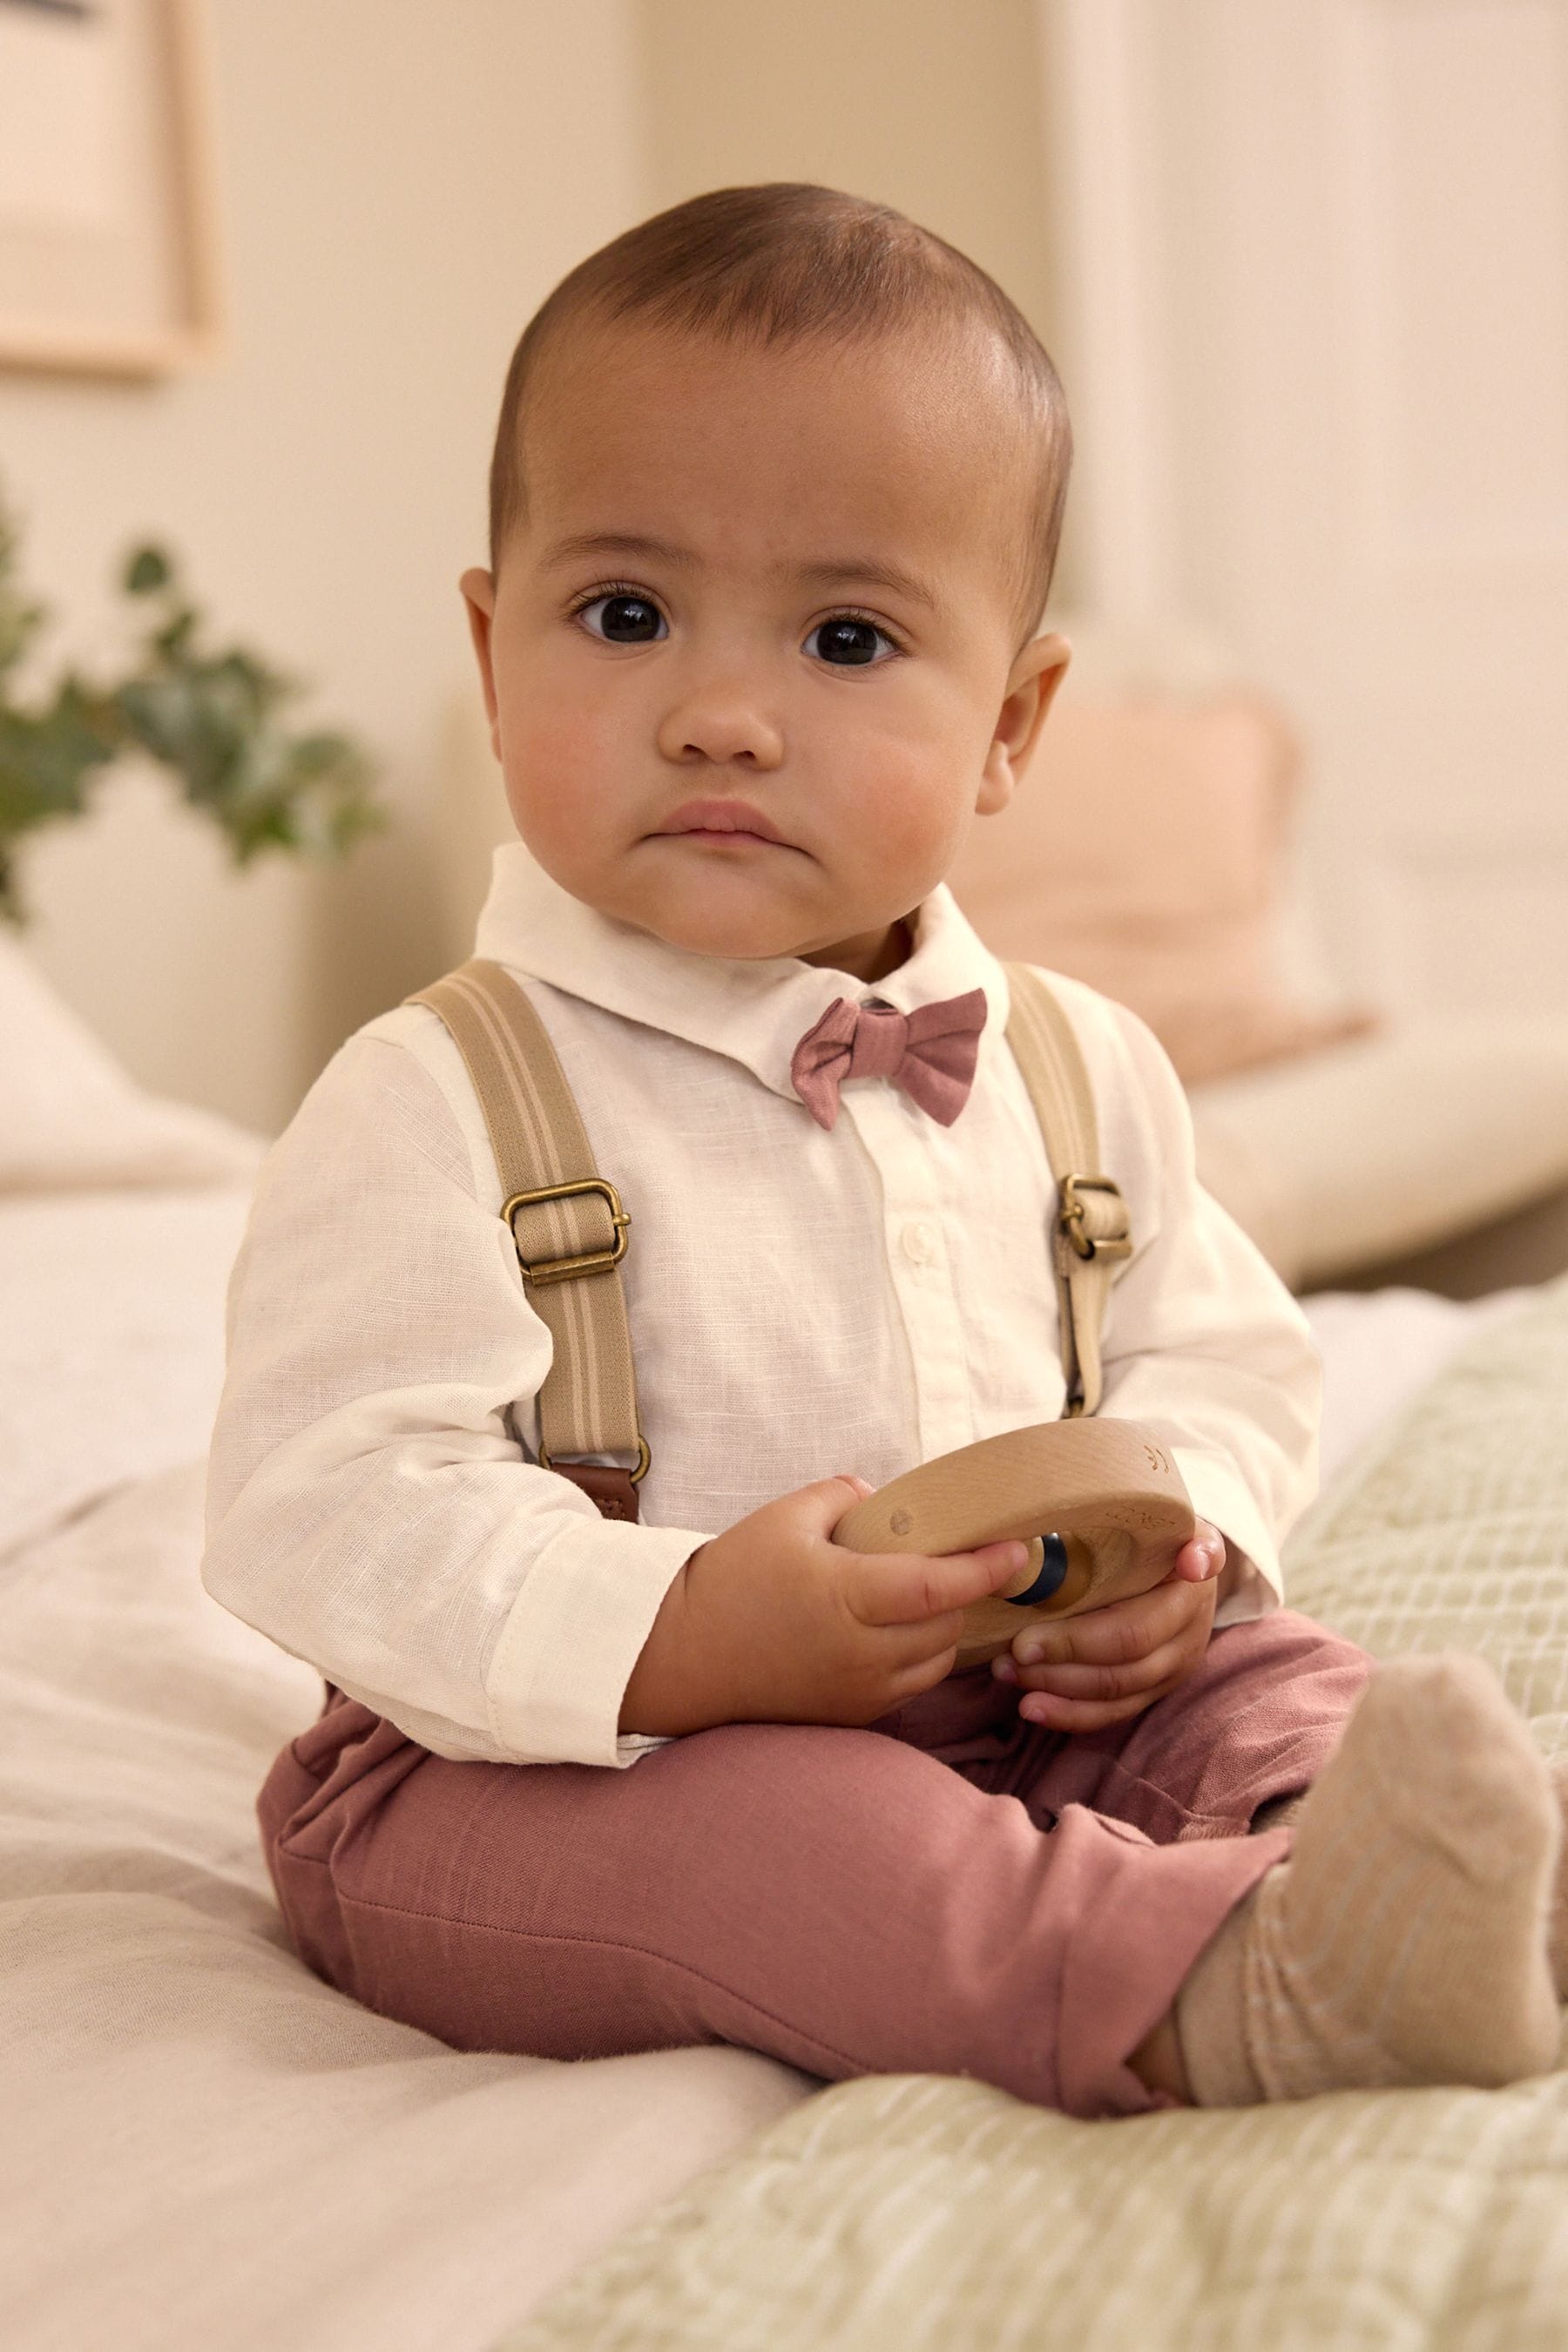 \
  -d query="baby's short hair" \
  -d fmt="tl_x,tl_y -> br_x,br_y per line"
488,182 -> 1071,651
